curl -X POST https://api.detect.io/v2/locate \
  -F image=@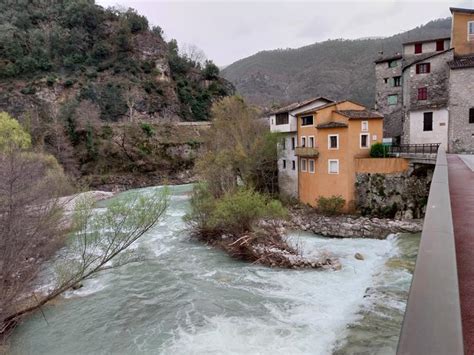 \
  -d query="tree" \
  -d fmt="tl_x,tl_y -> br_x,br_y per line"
0,112 -> 31,152
202,60 -> 220,80
123,85 -> 141,122
0,114 -> 170,338
196,96 -> 279,197
180,43 -> 207,67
